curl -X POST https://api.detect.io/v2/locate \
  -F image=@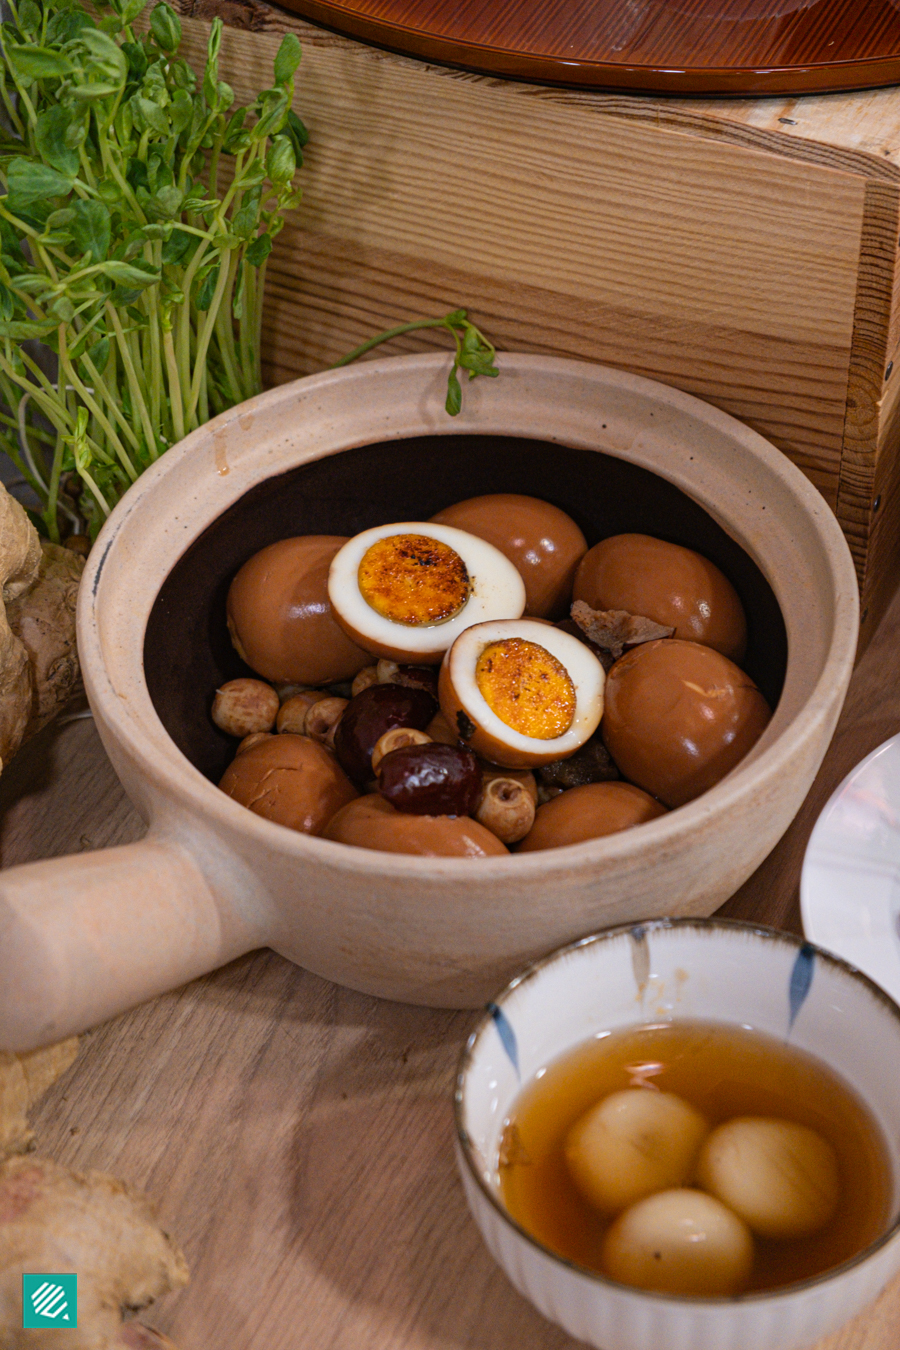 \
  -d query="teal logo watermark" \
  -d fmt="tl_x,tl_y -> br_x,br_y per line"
22,1274 -> 77,1328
